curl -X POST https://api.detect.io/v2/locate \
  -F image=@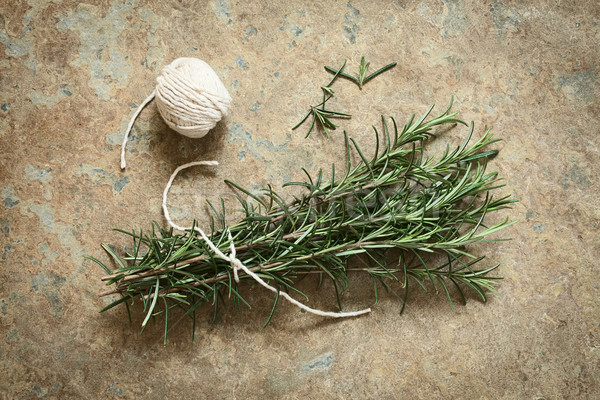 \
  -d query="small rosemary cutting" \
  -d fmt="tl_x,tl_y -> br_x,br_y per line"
91,97 -> 515,343
292,60 -> 352,138
293,57 -> 397,137
325,56 -> 397,89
